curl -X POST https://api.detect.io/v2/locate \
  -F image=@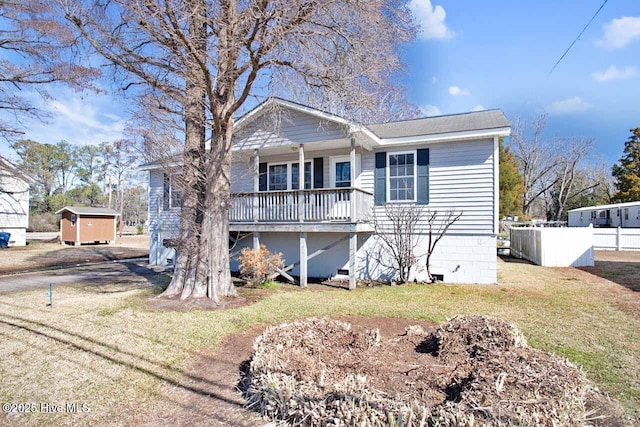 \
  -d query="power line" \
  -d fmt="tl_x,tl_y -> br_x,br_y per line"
548,0 -> 609,75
